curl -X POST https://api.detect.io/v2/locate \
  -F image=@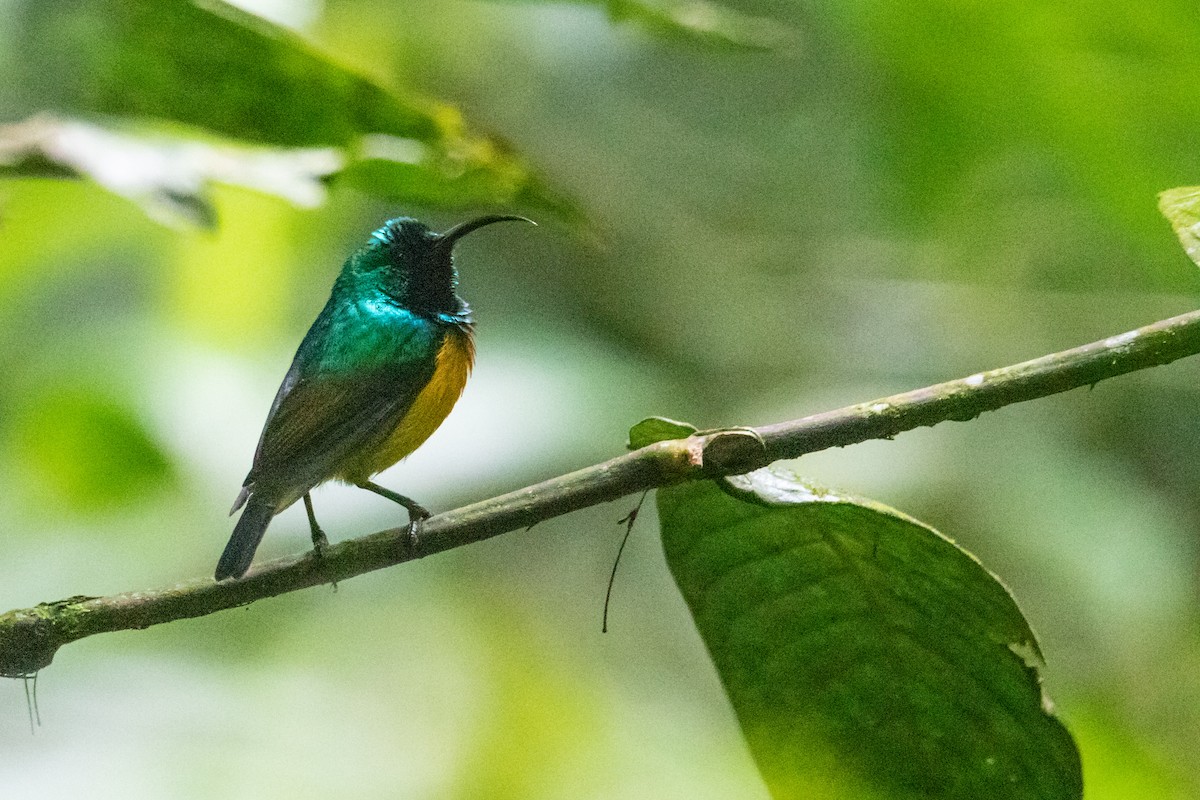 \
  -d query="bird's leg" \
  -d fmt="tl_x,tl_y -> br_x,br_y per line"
304,492 -> 329,555
355,481 -> 430,555
304,493 -> 337,591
